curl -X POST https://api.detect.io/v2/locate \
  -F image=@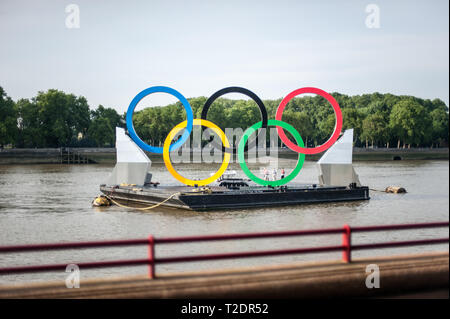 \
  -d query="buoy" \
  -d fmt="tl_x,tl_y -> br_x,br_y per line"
385,186 -> 407,194
92,195 -> 111,207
